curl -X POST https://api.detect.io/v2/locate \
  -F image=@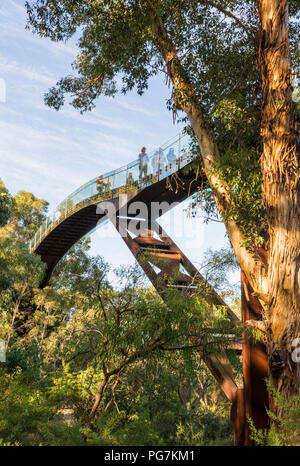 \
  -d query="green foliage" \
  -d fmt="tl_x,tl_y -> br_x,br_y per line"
3,190 -> 48,242
0,179 -> 13,228
249,380 -> 300,446
0,344 -> 53,445
198,247 -> 239,298
0,181 -> 15,290
0,238 -> 45,343
25,0 -> 300,253
23,0 -> 266,249
218,147 -> 266,249
86,410 -> 165,446
0,212 -> 239,445
176,405 -> 233,446
25,1 -> 260,119
0,184 -> 47,346
9,0 -> 299,446
0,175 -> 242,446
